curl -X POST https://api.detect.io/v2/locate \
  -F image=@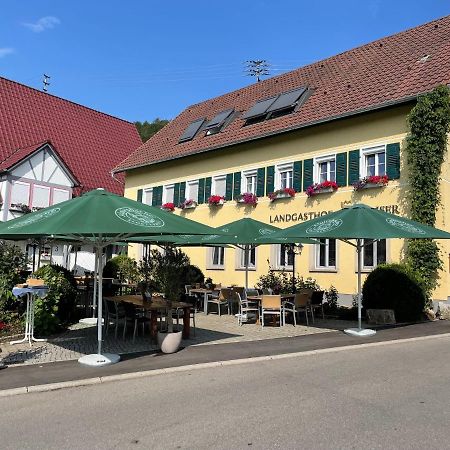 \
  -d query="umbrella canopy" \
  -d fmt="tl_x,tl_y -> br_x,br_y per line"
0,188 -> 217,240
258,204 -> 450,336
